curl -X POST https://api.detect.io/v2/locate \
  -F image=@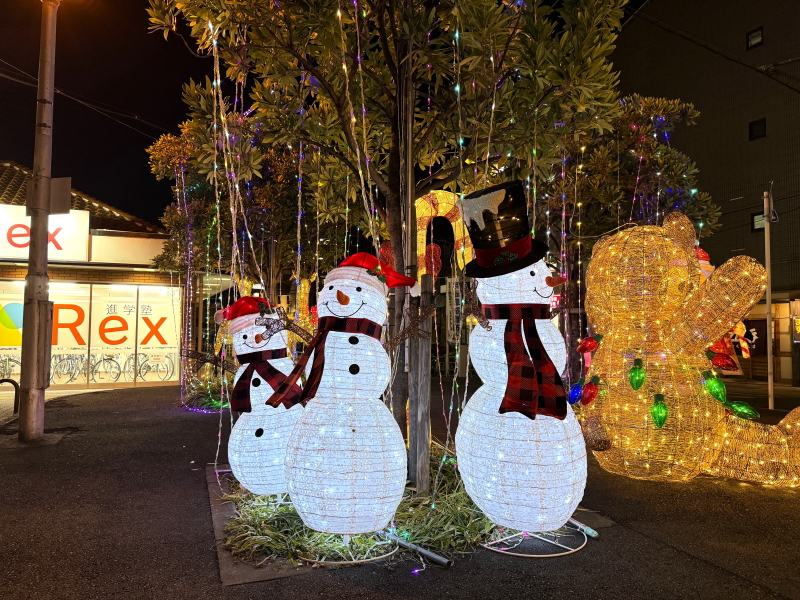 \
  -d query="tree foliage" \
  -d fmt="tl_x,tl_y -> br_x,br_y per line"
147,0 -> 628,281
